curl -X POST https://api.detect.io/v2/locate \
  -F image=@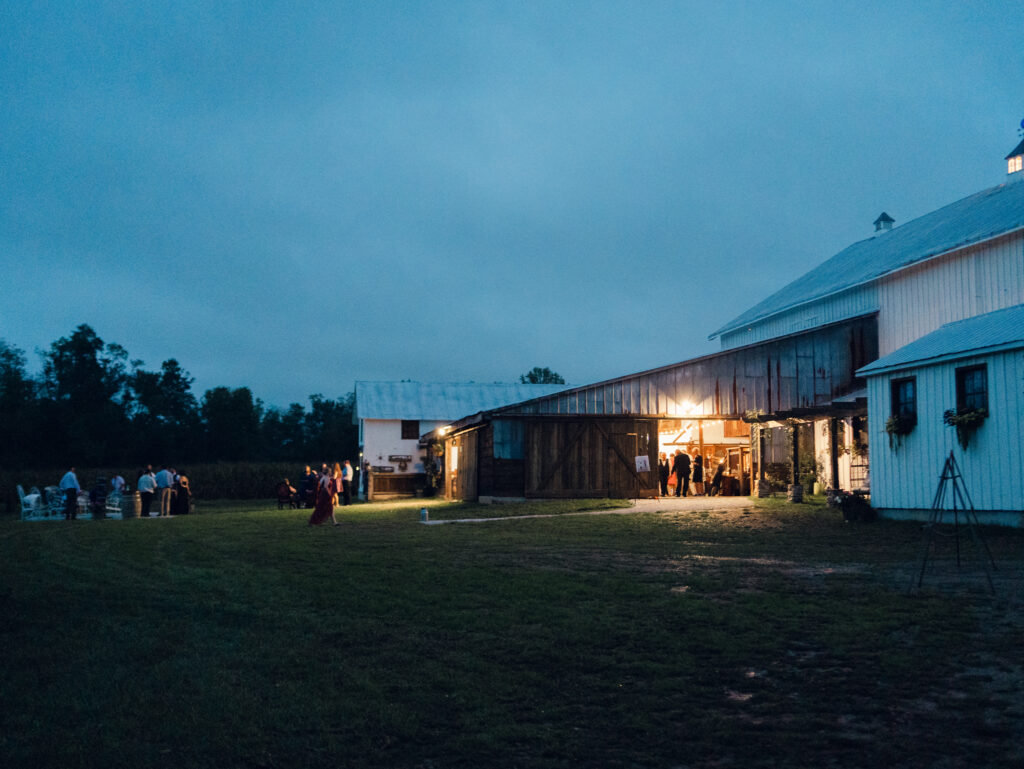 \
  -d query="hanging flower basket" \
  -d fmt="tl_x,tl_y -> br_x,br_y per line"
884,414 -> 916,450
942,407 -> 988,450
